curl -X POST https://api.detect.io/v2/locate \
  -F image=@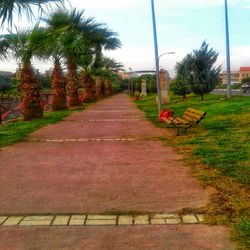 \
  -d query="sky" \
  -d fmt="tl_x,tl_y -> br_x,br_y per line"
0,0 -> 250,77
